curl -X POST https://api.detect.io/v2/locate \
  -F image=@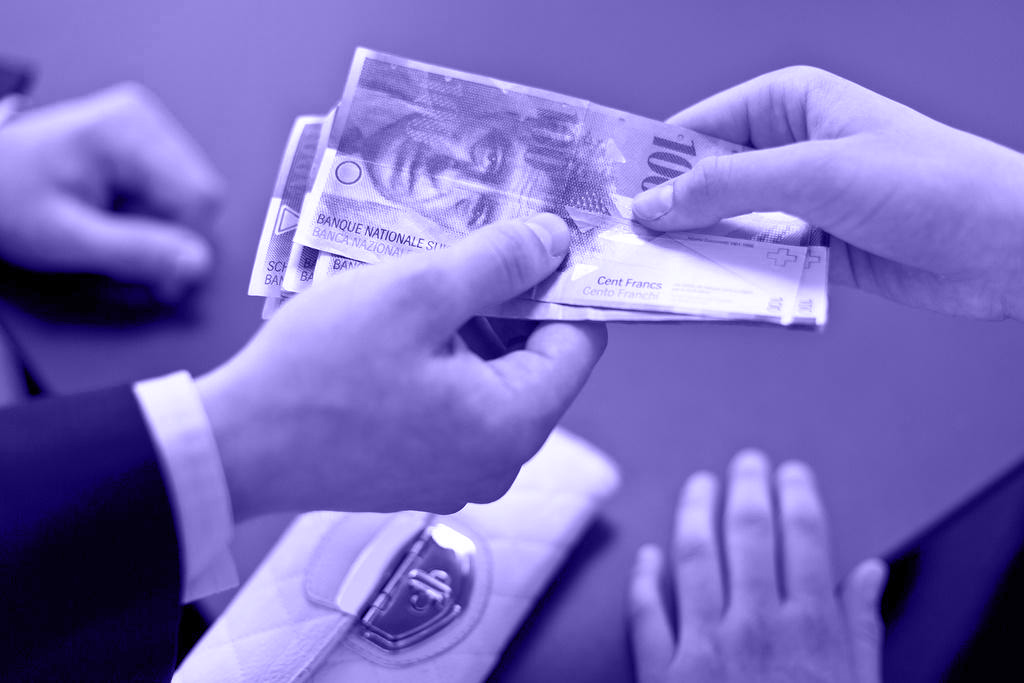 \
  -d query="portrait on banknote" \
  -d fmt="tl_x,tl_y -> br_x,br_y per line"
329,55 -> 609,262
